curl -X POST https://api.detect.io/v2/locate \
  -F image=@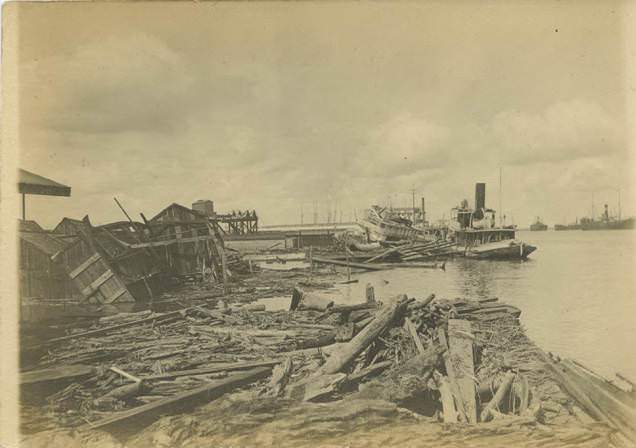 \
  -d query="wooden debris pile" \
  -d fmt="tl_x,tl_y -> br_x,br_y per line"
357,239 -> 457,263
20,284 -> 633,445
